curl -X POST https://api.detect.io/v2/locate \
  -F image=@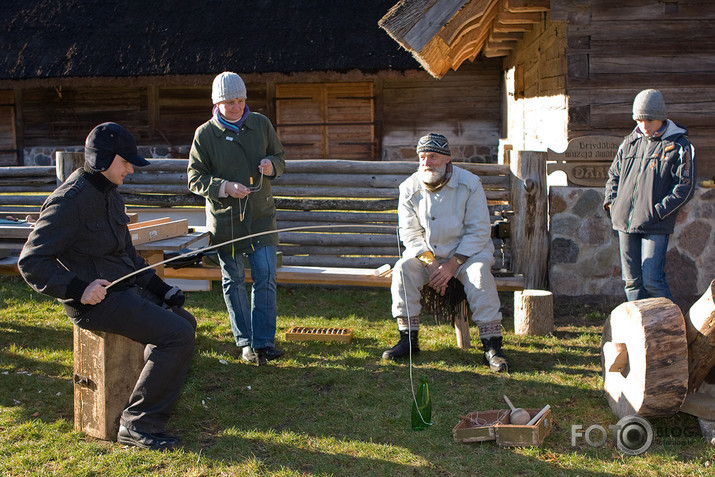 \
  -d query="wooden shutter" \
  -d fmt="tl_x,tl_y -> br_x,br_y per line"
275,82 -> 375,159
